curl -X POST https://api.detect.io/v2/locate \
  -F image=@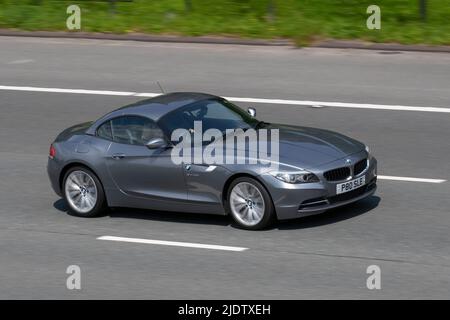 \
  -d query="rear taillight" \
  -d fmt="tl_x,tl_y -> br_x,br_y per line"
49,144 -> 56,159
